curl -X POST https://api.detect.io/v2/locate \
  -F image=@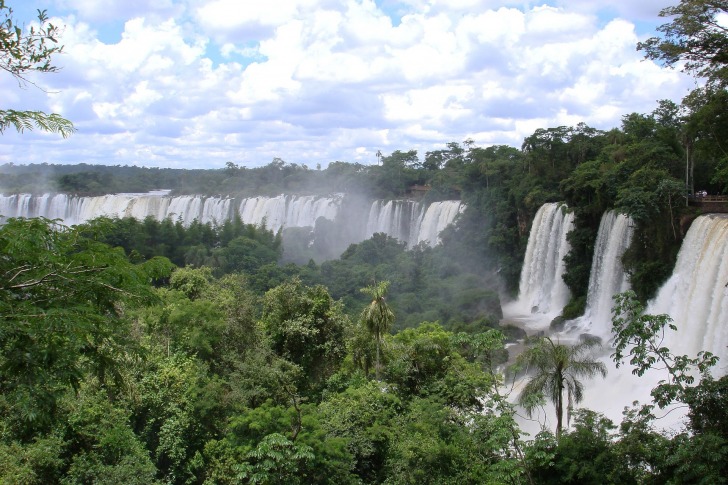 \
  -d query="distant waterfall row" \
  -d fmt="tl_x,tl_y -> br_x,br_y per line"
0,192 -> 462,248
365,199 -> 464,247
